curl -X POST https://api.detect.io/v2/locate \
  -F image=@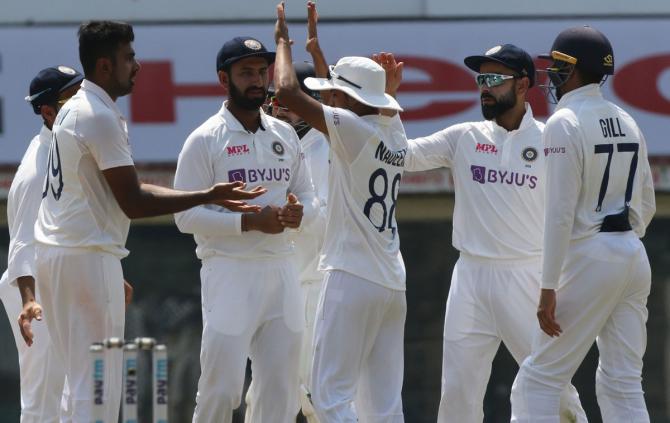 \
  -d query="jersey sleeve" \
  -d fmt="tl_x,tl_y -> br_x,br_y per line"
84,112 -> 135,170
173,132 -> 242,236
301,134 -> 329,237
5,160 -> 44,286
542,112 -> 583,290
634,130 -> 656,236
322,105 -> 376,163
288,133 -> 318,228
405,125 -> 460,171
